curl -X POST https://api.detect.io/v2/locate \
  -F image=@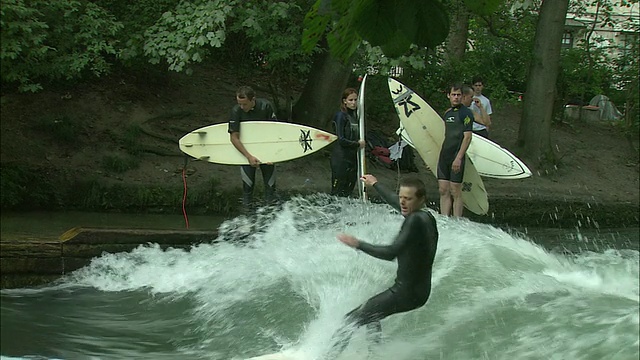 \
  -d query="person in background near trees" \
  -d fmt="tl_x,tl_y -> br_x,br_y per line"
462,85 -> 489,135
438,83 -> 474,217
326,174 -> 438,358
330,88 -> 365,197
470,76 -> 493,139
228,86 -> 278,210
